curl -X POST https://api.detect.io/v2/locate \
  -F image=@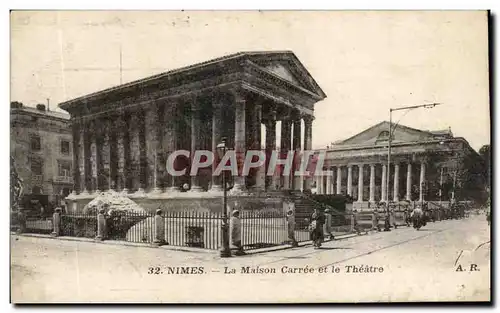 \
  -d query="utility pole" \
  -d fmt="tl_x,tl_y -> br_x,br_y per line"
386,102 -> 442,230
